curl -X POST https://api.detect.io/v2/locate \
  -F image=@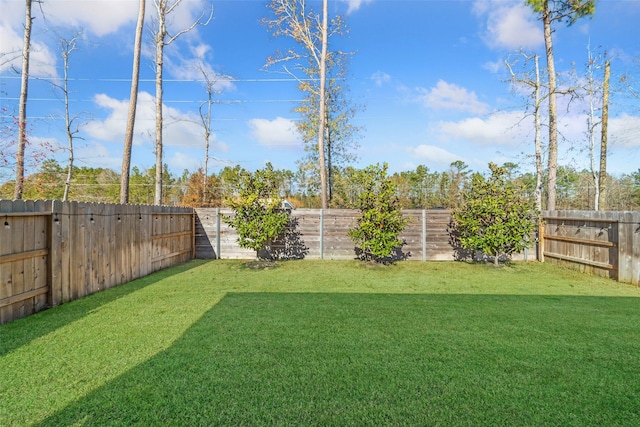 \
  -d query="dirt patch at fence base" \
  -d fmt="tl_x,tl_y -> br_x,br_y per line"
241,260 -> 280,271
